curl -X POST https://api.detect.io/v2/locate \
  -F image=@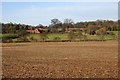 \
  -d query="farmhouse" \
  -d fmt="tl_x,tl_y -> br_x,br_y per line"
38,27 -> 48,33
65,28 -> 87,32
26,30 -> 36,33
26,27 -> 48,33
